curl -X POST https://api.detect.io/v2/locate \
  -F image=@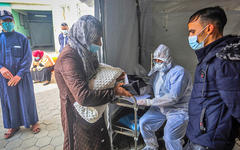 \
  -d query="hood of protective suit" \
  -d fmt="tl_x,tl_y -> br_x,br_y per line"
148,44 -> 172,76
